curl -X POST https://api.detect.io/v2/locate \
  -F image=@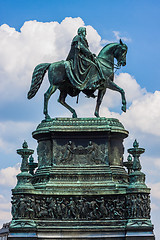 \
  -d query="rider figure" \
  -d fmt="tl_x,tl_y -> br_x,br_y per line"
66,27 -> 95,64
66,27 -> 104,92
